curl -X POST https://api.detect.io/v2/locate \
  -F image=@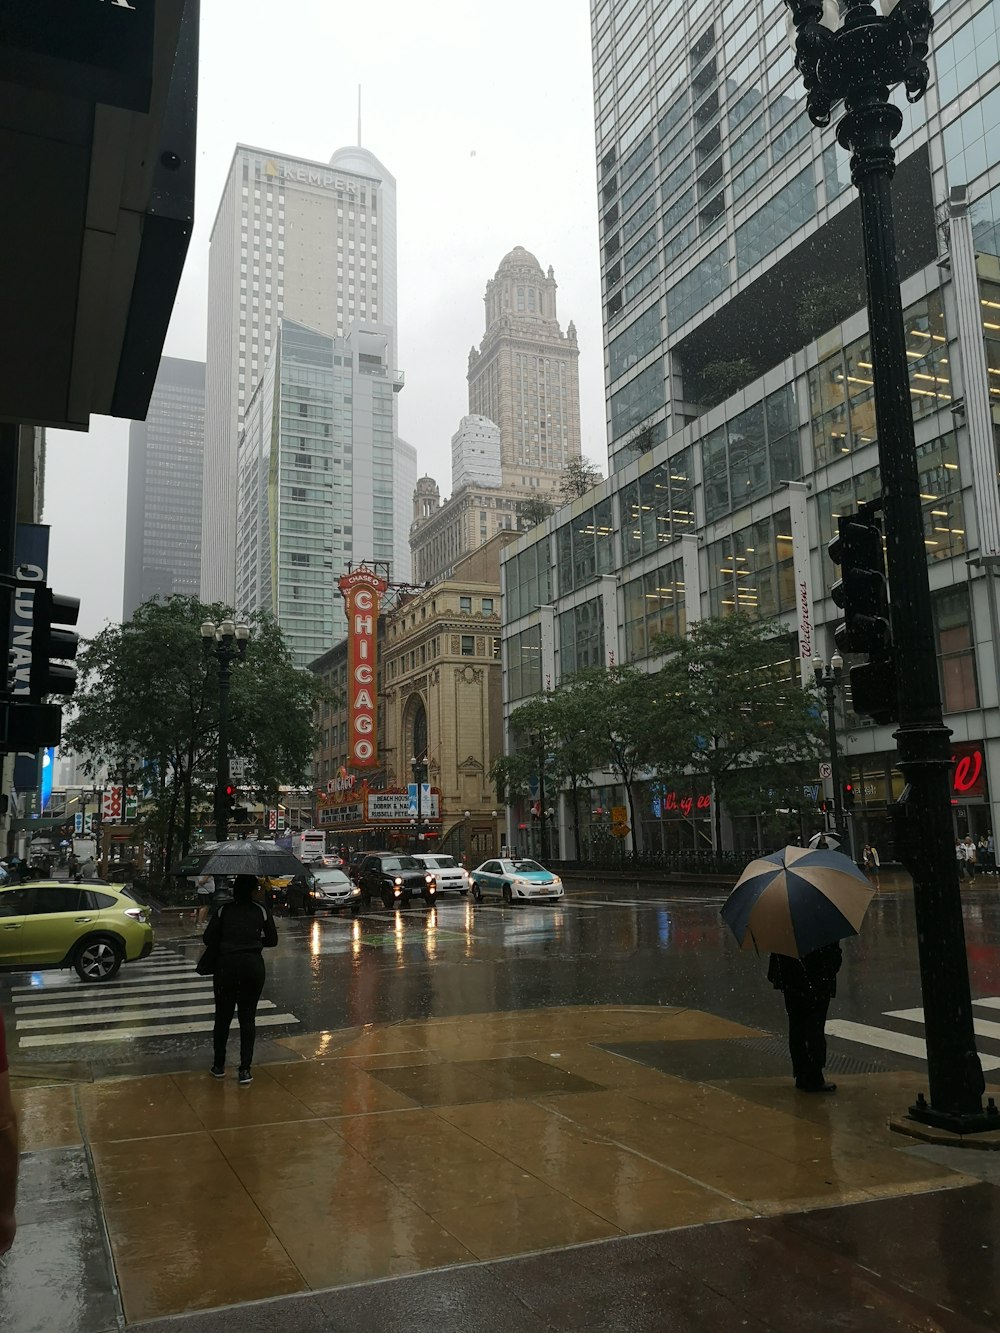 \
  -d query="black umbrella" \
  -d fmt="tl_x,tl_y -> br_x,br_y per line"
186,841 -> 307,878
